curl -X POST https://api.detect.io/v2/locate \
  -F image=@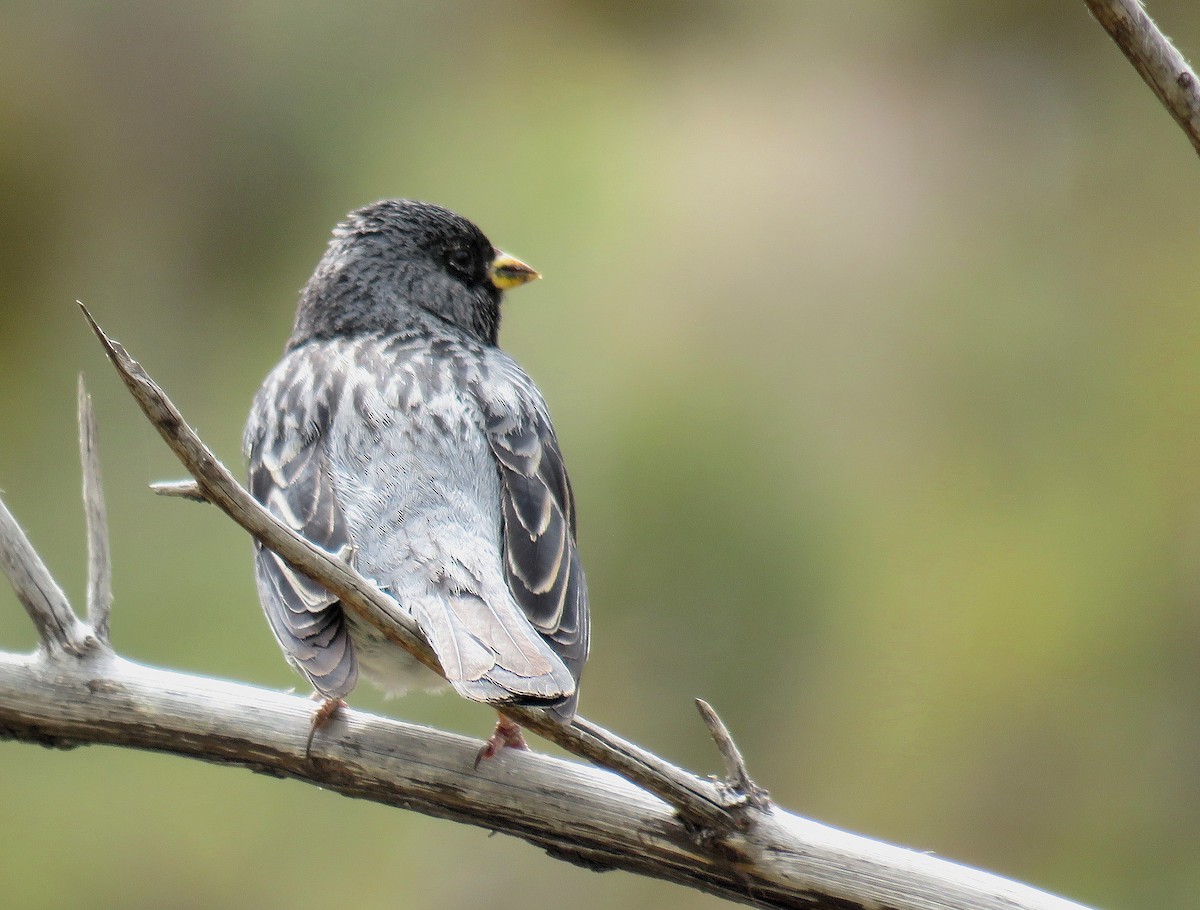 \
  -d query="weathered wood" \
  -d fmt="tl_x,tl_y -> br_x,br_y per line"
0,499 -> 92,656
0,310 -> 1101,909
79,303 -> 733,831
0,648 -> 1095,910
